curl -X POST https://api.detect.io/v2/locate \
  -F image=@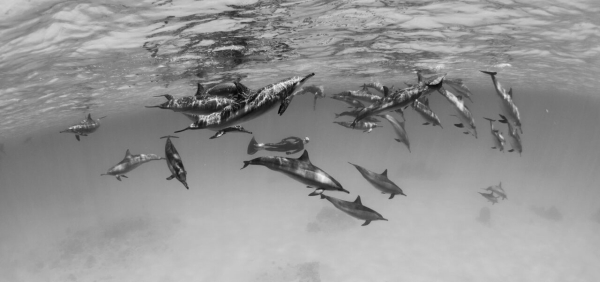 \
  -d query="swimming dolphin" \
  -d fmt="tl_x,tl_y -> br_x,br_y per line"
480,71 -> 523,134
334,89 -> 383,104
146,94 -> 238,115
479,191 -> 499,205
330,95 -> 366,108
333,121 -> 381,133
484,182 -> 507,200
503,116 -> 522,155
348,163 -> 406,199
297,84 -> 325,110
175,73 -> 315,132
101,149 -> 164,181
161,135 -> 188,189
60,114 -> 107,141
361,82 -> 386,95
378,114 -> 411,152
444,78 -> 474,102
320,194 -> 388,226
351,72 -> 446,127
209,125 -> 252,139
483,118 -> 505,151
334,109 -> 380,123
241,150 -> 349,196
437,87 -> 477,138
411,97 -> 443,128
203,81 -> 251,99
